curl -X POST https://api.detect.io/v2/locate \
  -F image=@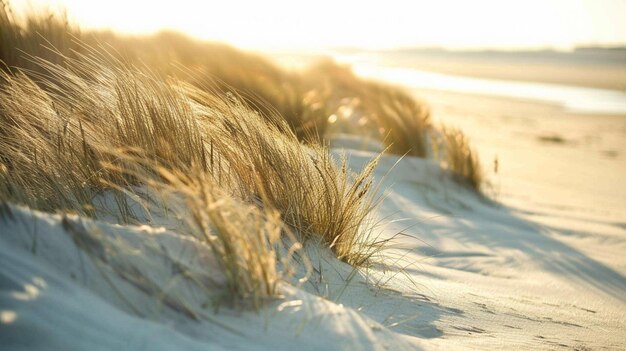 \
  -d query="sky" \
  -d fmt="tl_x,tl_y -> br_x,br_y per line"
8,0 -> 626,50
